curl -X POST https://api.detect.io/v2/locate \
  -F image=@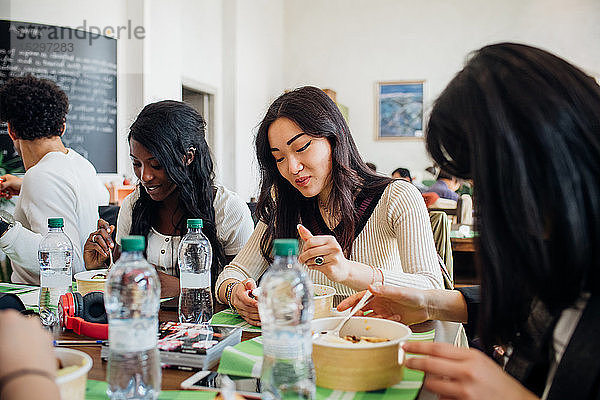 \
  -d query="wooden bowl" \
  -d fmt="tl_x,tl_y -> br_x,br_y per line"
74,269 -> 108,295
313,284 -> 335,319
312,317 -> 411,391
